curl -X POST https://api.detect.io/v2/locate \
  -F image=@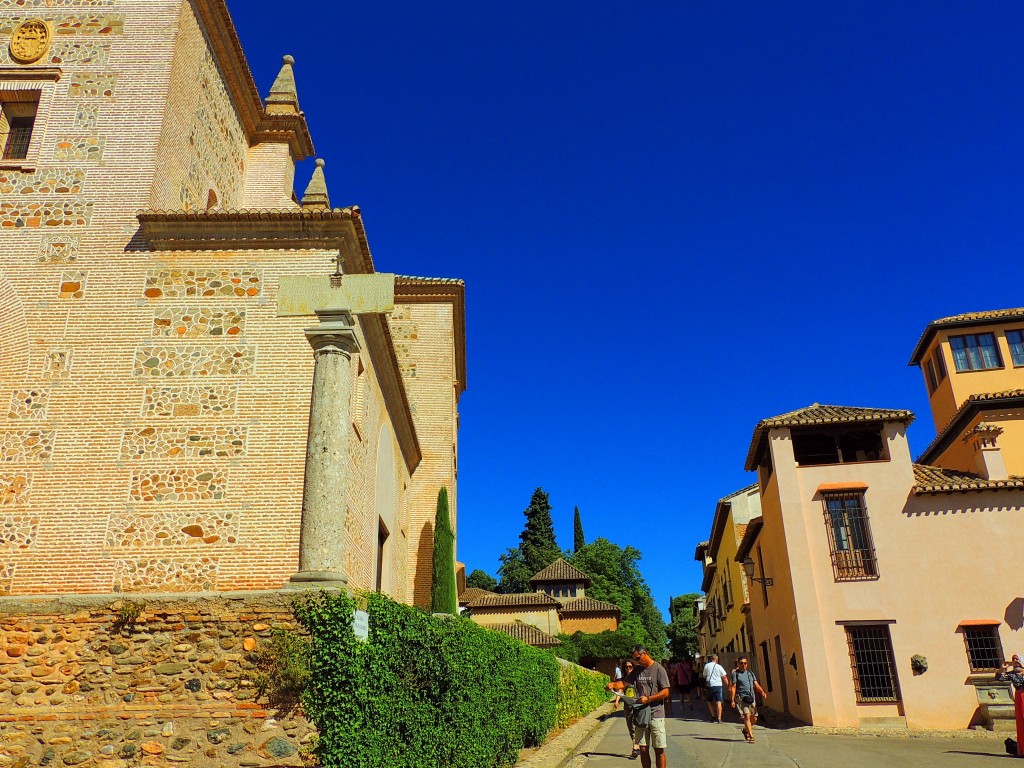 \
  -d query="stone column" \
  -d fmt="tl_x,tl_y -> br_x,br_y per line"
288,308 -> 360,588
